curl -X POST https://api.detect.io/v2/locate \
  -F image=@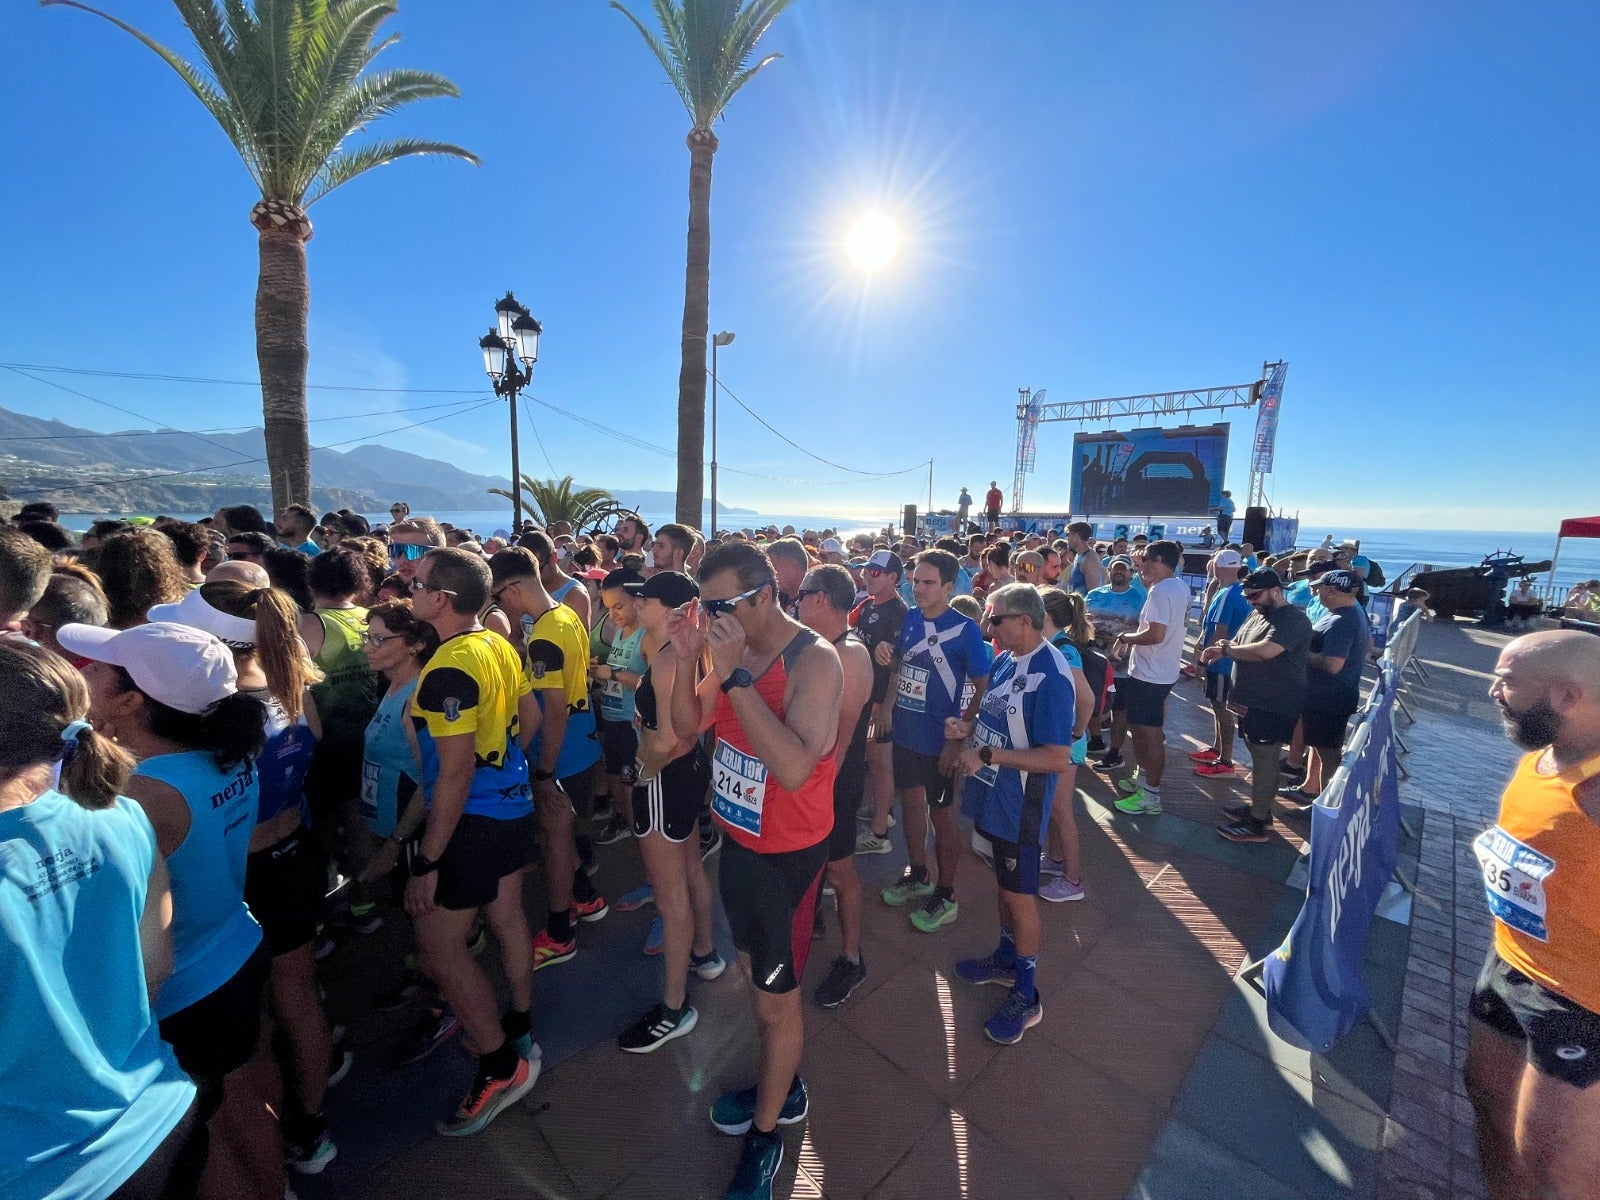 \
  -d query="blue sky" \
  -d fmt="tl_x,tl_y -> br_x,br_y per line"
2,1 -> 1595,531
